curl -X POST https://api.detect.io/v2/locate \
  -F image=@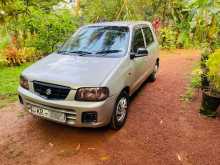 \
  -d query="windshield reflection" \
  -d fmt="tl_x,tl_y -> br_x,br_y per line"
59,26 -> 130,57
